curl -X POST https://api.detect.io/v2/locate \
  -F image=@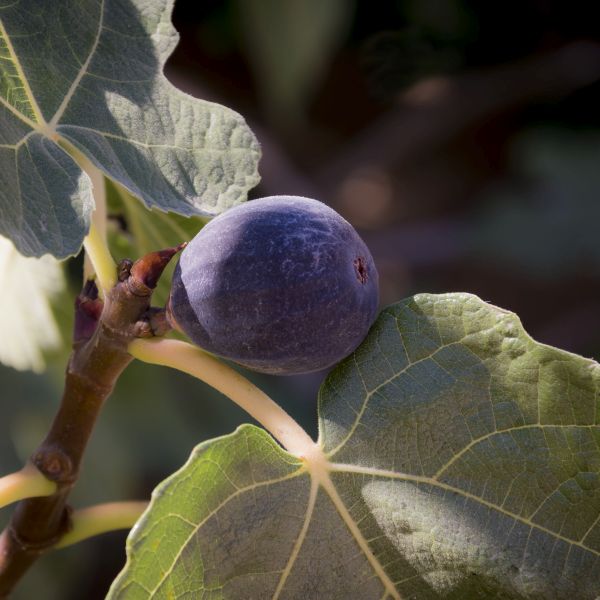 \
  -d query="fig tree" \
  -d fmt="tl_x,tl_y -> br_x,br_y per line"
168,195 -> 379,374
